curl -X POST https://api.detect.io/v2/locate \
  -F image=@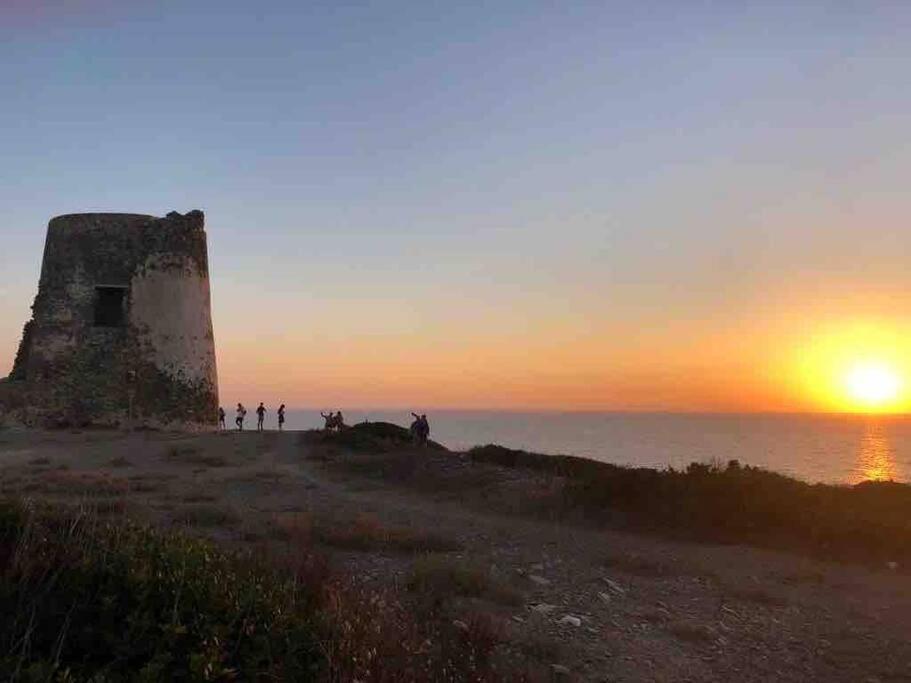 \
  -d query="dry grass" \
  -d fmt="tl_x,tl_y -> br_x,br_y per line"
181,493 -> 218,504
721,583 -> 788,607
774,568 -> 827,585
165,445 -> 229,468
175,503 -> 241,528
271,512 -> 461,554
516,632 -> 564,661
603,552 -> 680,578
407,554 -> 523,606
665,620 -> 715,643
37,470 -> 131,497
